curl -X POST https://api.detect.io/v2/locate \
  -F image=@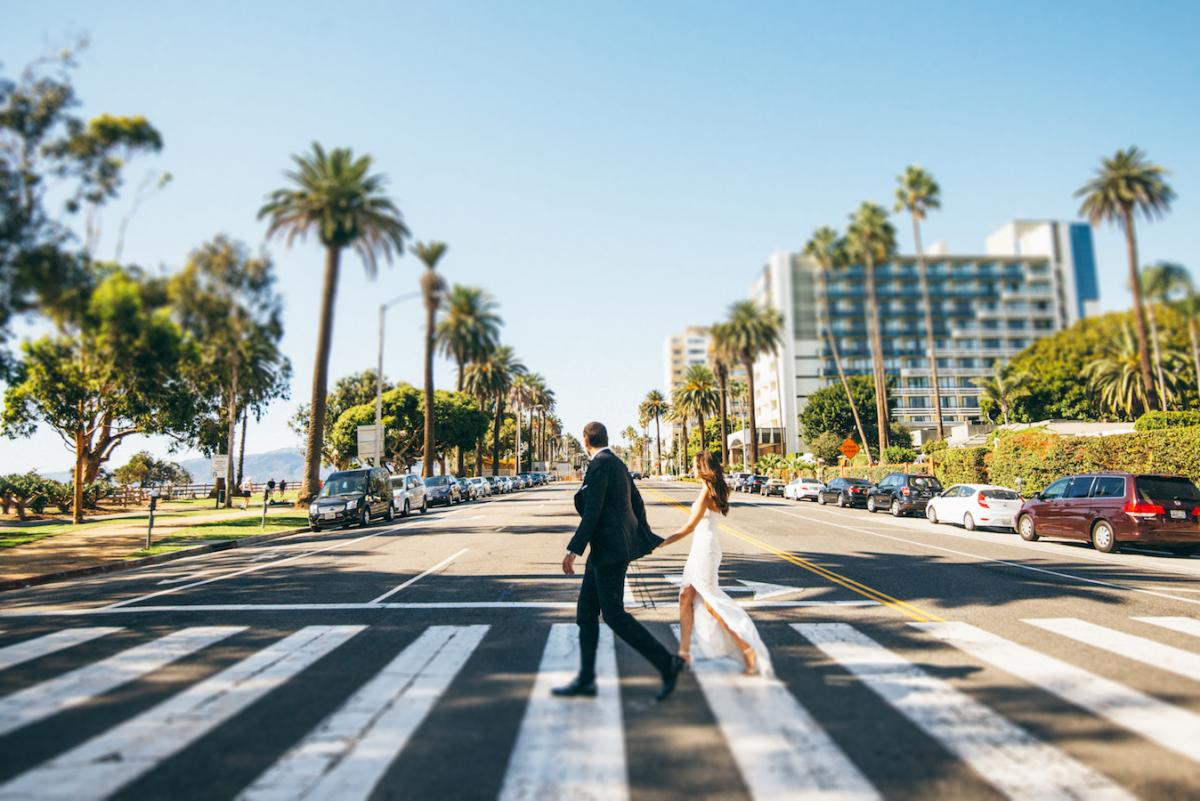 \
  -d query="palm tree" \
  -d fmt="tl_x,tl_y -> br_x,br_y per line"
259,142 -> 410,502
845,201 -> 898,451
676,364 -> 719,454
463,345 -> 525,476
412,241 -> 448,477
1077,146 -> 1176,412
1141,262 -> 1196,409
728,379 -> 747,467
974,361 -> 1030,425
895,166 -> 946,440
709,322 -> 735,465
804,226 -> 874,464
437,284 -> 501,475
643,390 -> 669,474
508,373 -> 536,475
637,403 -> 652,474
668,398 -> 689,473
1087,321 -> 1187,420
723,300 -> 783,464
